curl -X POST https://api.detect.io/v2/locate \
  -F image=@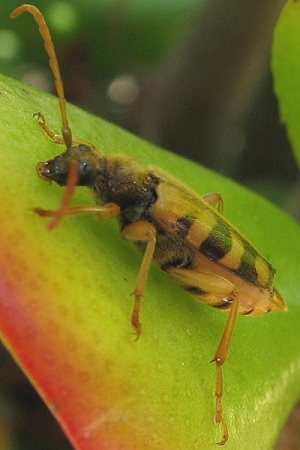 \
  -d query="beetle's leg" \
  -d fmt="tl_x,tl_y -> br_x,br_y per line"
212,292 -> 239,446
36,202 -> 120,231
34,112 -> 66,144
35,161 -> 120,230
203,193 -> 223,214
166,267 -> 238,445
34,112 -> 98,150
121,221 -> 157,338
